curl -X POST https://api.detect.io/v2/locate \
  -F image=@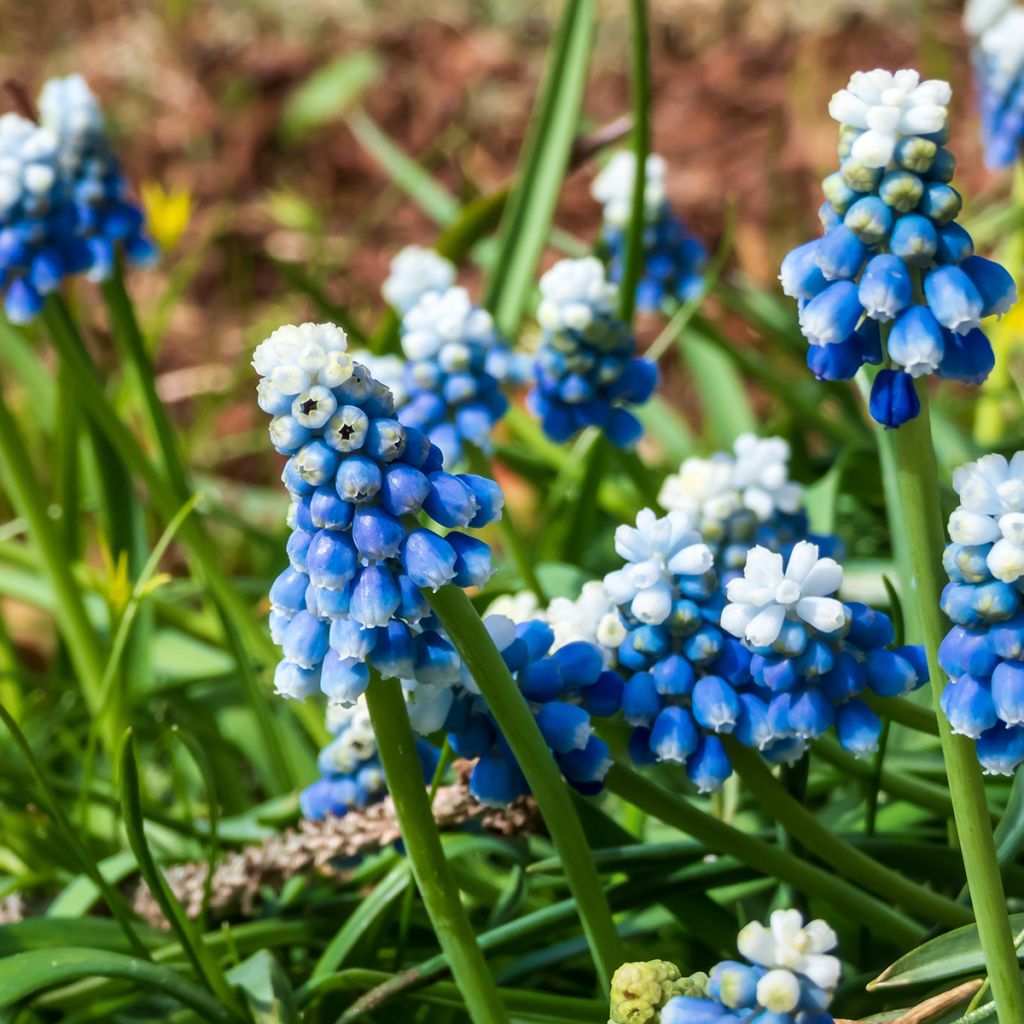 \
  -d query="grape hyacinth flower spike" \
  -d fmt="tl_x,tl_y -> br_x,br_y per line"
396,284 -> 527,468
721,540 -> 929,762
780,68 -> 1018,426
38,75 -> 155,281
301,698 -> 439,820
443,615 -> 624,805
964,0 -> 1024,169
658,433 -> 840,582
592,150 -> 707,312
655,910 -> 841,1024
381,244 -> 456,315
529,257 -> 658,448
254,321 -> 504,708
939,452 -> 1024,774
